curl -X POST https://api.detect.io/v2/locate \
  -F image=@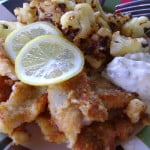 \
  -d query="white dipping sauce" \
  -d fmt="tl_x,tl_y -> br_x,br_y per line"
106,52 -> 150,114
